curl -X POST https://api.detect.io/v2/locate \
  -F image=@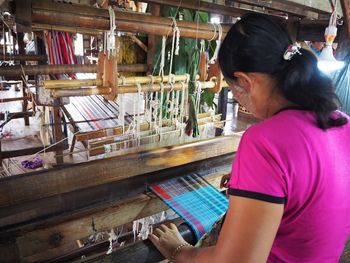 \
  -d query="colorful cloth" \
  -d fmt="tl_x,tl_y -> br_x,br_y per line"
21,155 -> 43,169
228,109 -> 350,263
150,174 -> 228,240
